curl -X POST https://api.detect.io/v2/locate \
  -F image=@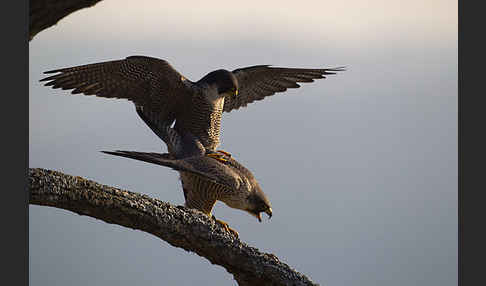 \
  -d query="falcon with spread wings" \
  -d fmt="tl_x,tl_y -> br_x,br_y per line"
41,55 -> 343,235
41,55 -> 344,161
